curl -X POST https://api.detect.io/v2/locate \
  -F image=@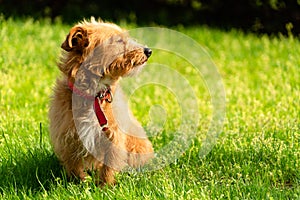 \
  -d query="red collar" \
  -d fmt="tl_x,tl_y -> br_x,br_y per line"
68,80 -> 112,131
